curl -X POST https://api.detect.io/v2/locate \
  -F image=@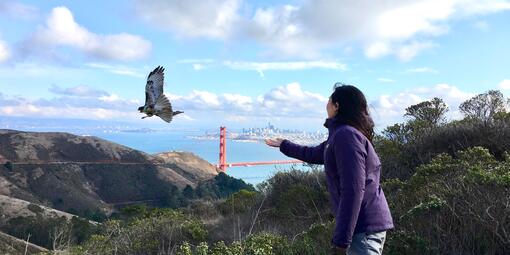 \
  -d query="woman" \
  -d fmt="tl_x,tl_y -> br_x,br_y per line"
266,84 -> 394,255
